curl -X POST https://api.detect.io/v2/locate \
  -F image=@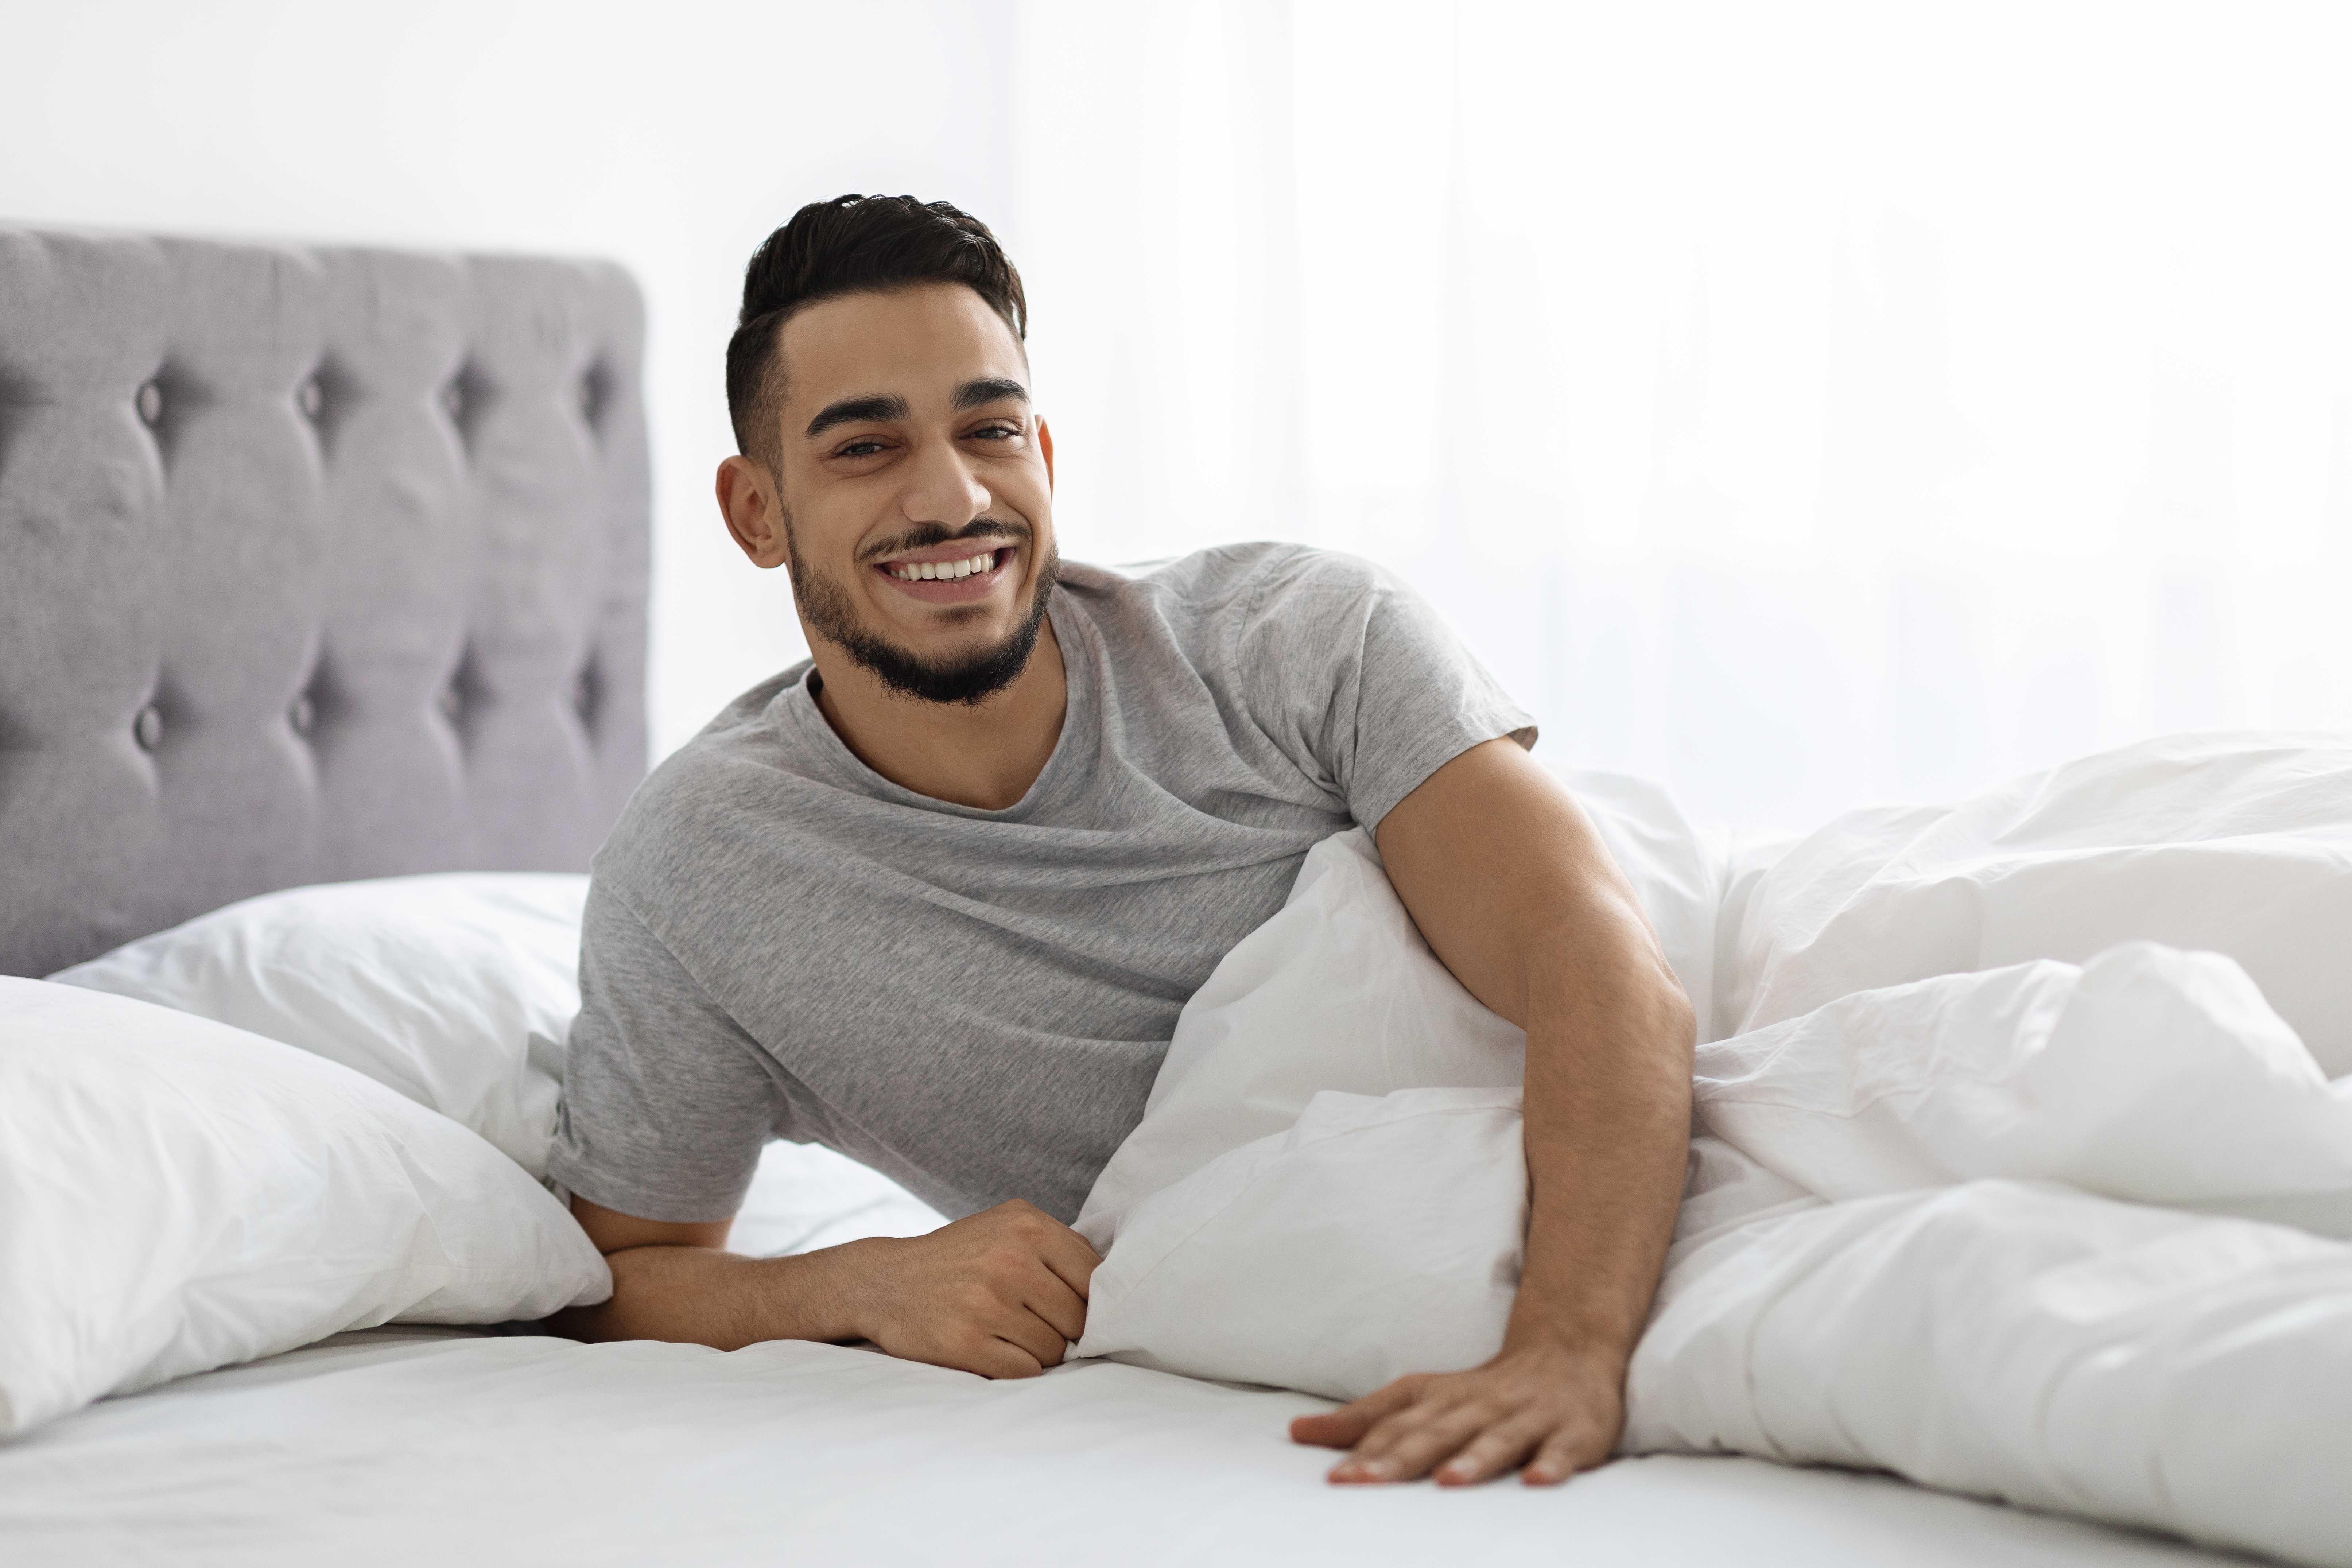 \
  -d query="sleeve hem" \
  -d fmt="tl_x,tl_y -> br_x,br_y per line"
1352,709 -> 1539,834
543,1150 -> 754,1228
